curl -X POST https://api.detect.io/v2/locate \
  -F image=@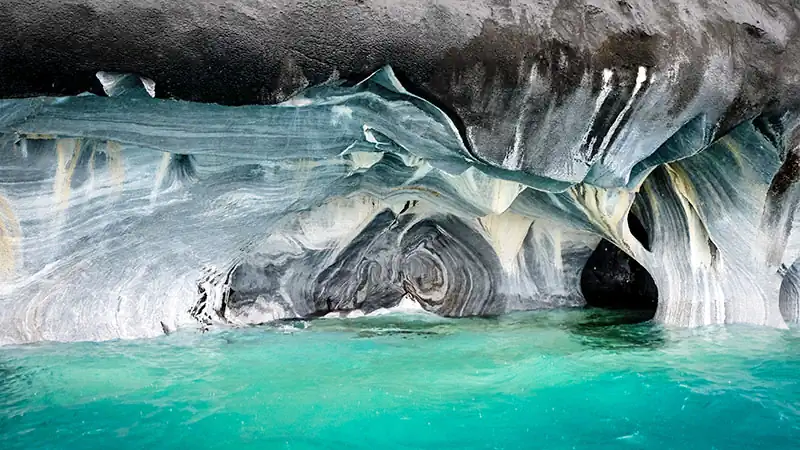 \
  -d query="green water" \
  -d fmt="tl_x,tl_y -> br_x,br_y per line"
1,310 -> 799,449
